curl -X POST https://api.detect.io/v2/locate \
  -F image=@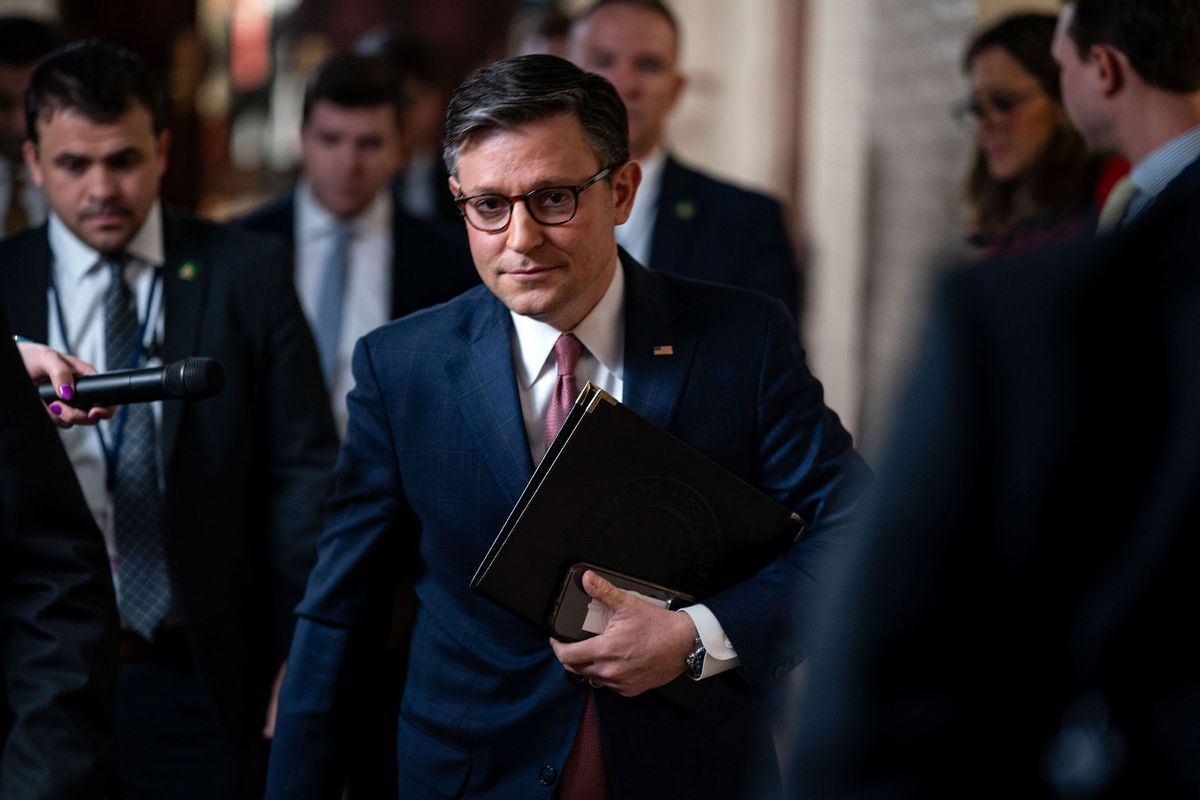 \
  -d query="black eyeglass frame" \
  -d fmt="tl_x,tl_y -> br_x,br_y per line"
453,163 -> 623,233
951,87 -> 1042,129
